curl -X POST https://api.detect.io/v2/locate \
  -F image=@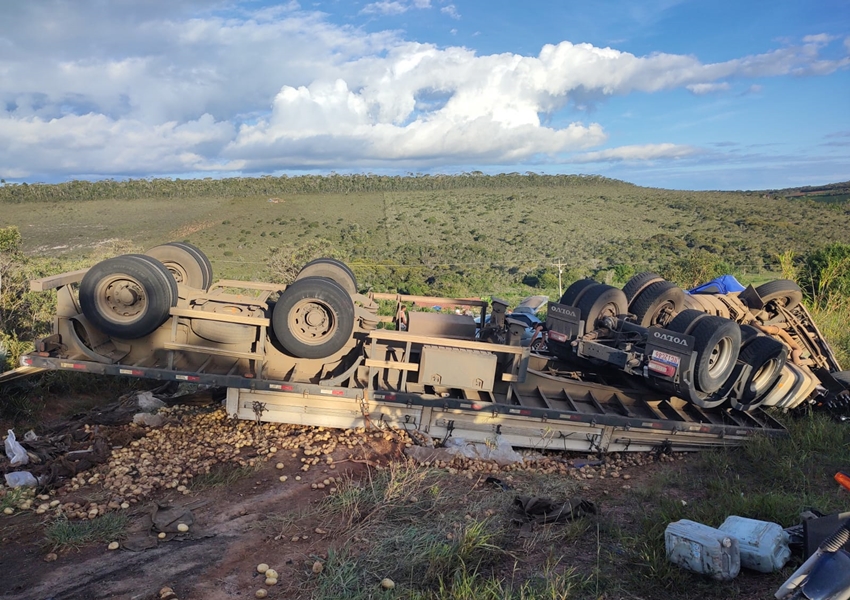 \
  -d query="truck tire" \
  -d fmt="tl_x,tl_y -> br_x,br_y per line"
755,280 -> 803,311
622,272 -> 664,304
80,254 -> 176,339
559,279 -> 598,307
630,280 -> 685,327
272,276 -> 355,359
730,336 -> 787,411
664,308 -> 707,334
738,324 -> 761,346
295,258 -> 357,295
666,310 -> 741,394
146,242 -> 213,290
575,284 -> 628,330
